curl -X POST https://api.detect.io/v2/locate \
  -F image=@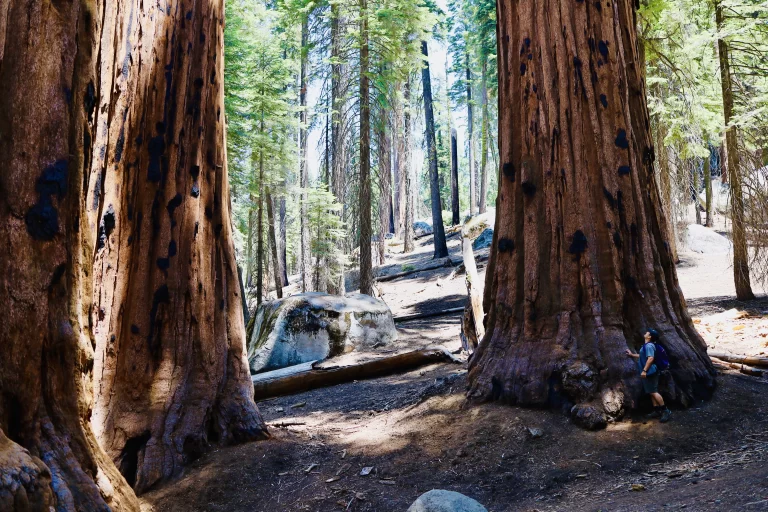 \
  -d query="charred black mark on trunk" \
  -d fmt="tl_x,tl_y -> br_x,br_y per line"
568,230 -> 588,254
630,223 -> 639,254
130,324 -> 140,334
157,257 -> 170,271
521,181 -> 536,197
97,205 -> 116,249
220,299 -> 225,311
618,165 -> 631,176
603,187 -> 616,208
148,285 -> 170,358
190,165 -> 200,179
191,184 -> 200,198
595,1 -> 602,12
498,238 -> 515,253
206,150 -> 214,168
194,221 -> 199,239
115,130 -> 125,163
214,224 -> 223,238
84,81 -> 96,123
205,206 -> 213,219
48,263 -> 66,290
169,240 -> 177,257
148,123 -> 167,182
598,41 -> 609,59
615,129 -> 629,149
613,231 -> 622,249
25,160 -> 69,241
643,146 -> 654,167
503,162 -> 515,181
490,376 -> 504,401
600,94 -> 608,108
167,193 -> 183,217
520,63 -> 527,75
